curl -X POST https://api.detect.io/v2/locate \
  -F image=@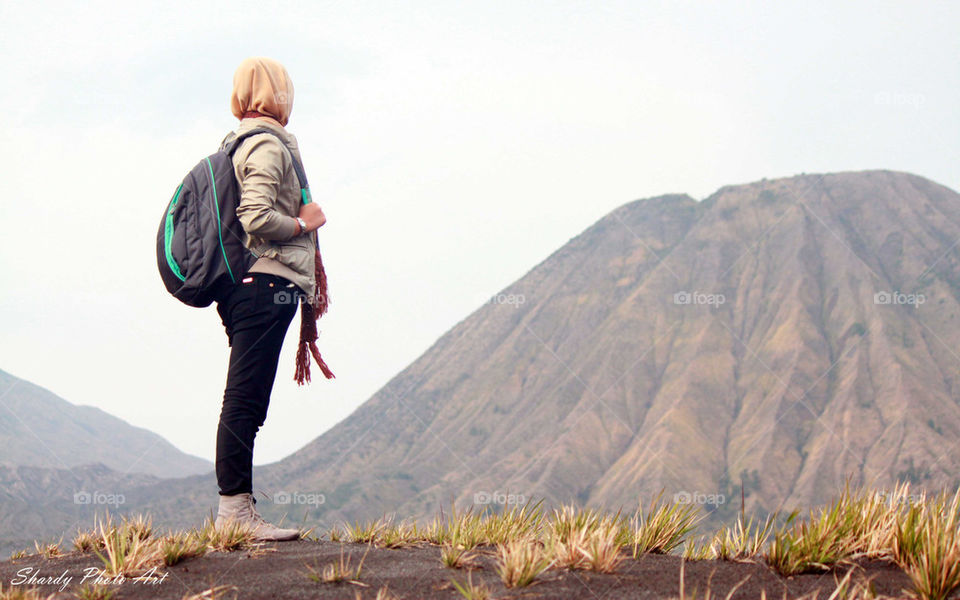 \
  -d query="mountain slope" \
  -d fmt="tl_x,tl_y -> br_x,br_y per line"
0,463 -> 160,555
250,170 -> 960,525
0,369 -> 211,479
